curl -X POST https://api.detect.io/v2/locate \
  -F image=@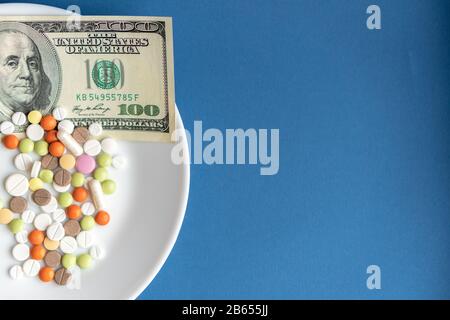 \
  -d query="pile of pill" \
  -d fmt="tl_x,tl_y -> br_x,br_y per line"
0,109 -> 126,286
